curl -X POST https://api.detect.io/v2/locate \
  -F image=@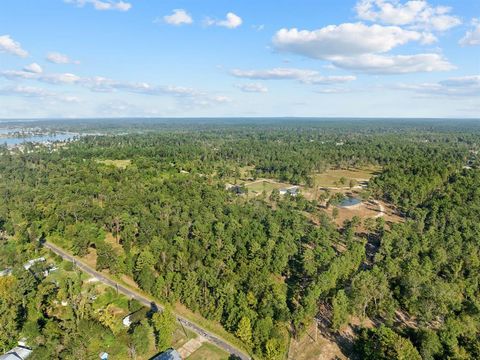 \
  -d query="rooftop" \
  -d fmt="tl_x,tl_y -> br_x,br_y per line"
0,346 -> 32,360
150,349 -> 182,360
